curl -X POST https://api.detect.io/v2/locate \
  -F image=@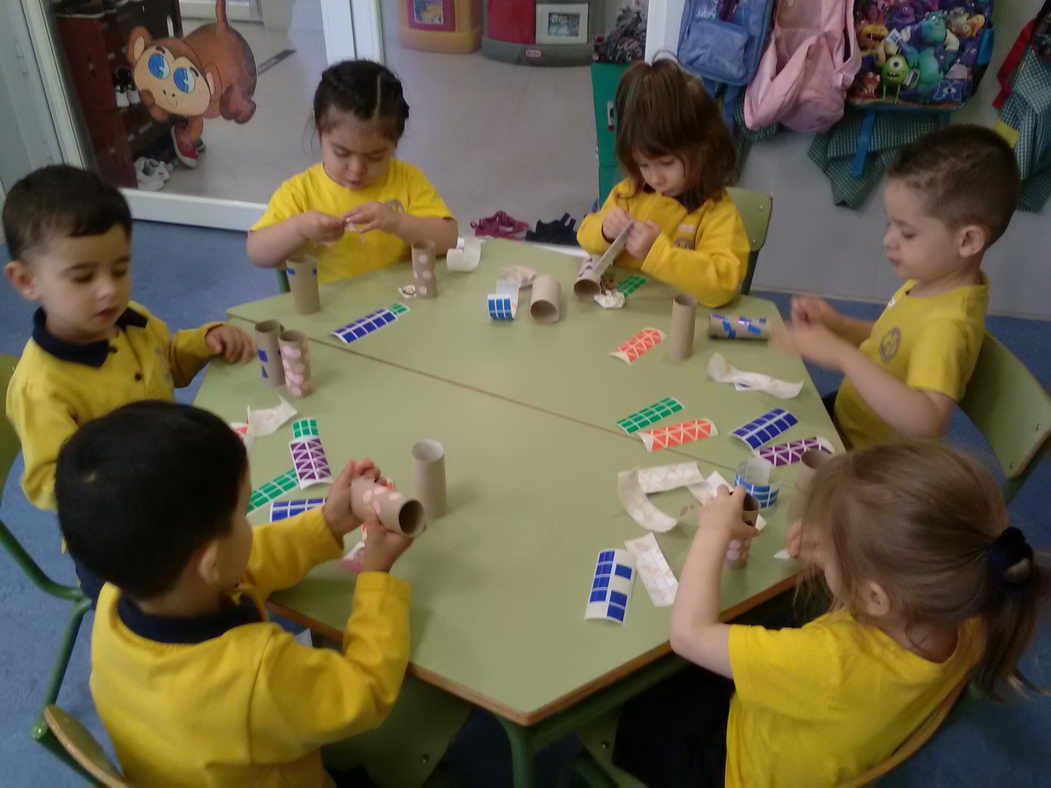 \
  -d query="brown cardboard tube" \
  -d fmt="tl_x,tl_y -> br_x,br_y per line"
708,314 -> 770,340
574,257 -> 602,298
726,493 -> 761,569
530,274 -> 561,323
412,241 -> 438,298
286,254 -> 320,314
254,319 -> 284,386
412,439 -> 447,518
667,293 -> 697,361
278,329 -> 312,398
350,477 -> 426,537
